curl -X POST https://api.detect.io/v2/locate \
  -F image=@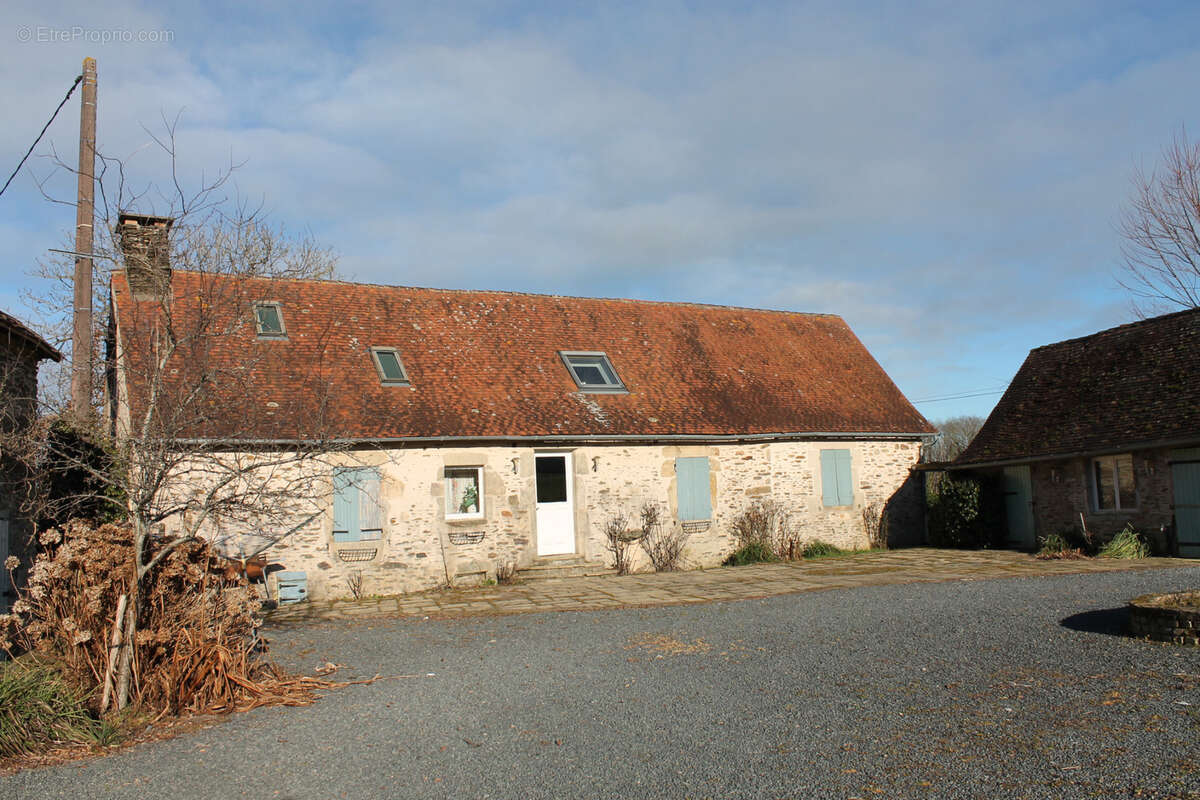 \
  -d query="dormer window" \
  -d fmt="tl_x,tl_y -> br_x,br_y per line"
370,347 -> 410,385
253,302 -> 286,338
560,351 -> 626,393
